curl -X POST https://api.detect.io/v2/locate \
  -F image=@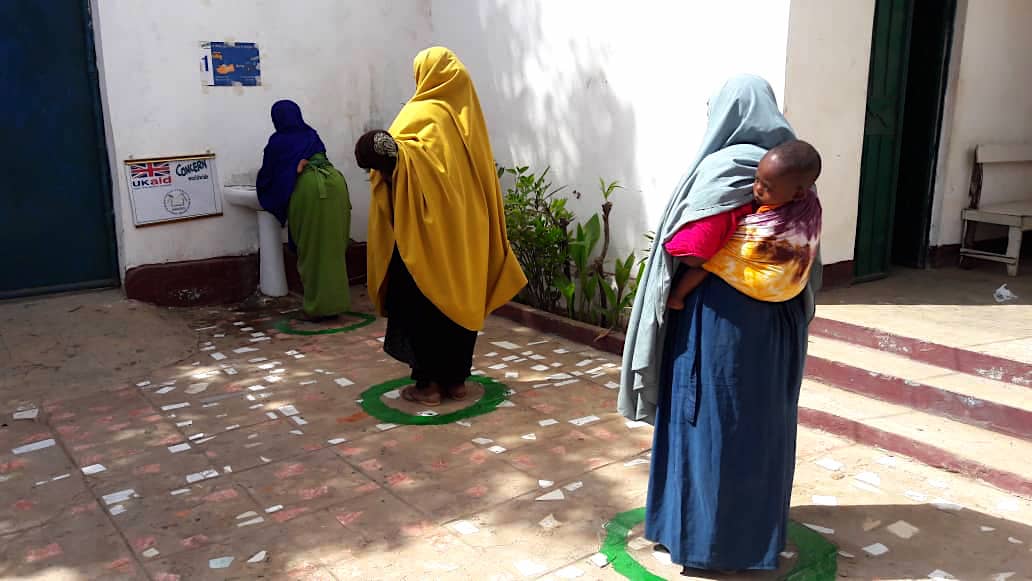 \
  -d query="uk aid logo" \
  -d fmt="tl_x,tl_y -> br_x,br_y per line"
130,162 -> 172,188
